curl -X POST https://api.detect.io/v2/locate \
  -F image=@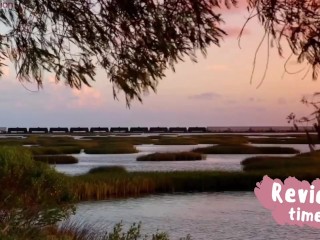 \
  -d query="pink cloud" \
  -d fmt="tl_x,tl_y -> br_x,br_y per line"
42,77 -> 106,110
70,86 -> 105,109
